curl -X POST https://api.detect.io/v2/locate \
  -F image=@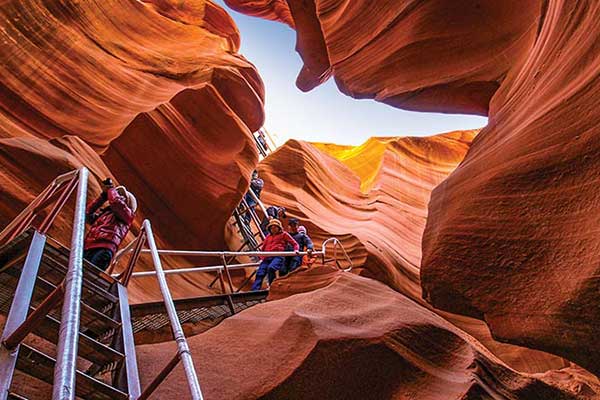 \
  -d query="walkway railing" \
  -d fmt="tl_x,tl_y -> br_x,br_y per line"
0,167 -> 89,400
0,168 -> 354,400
